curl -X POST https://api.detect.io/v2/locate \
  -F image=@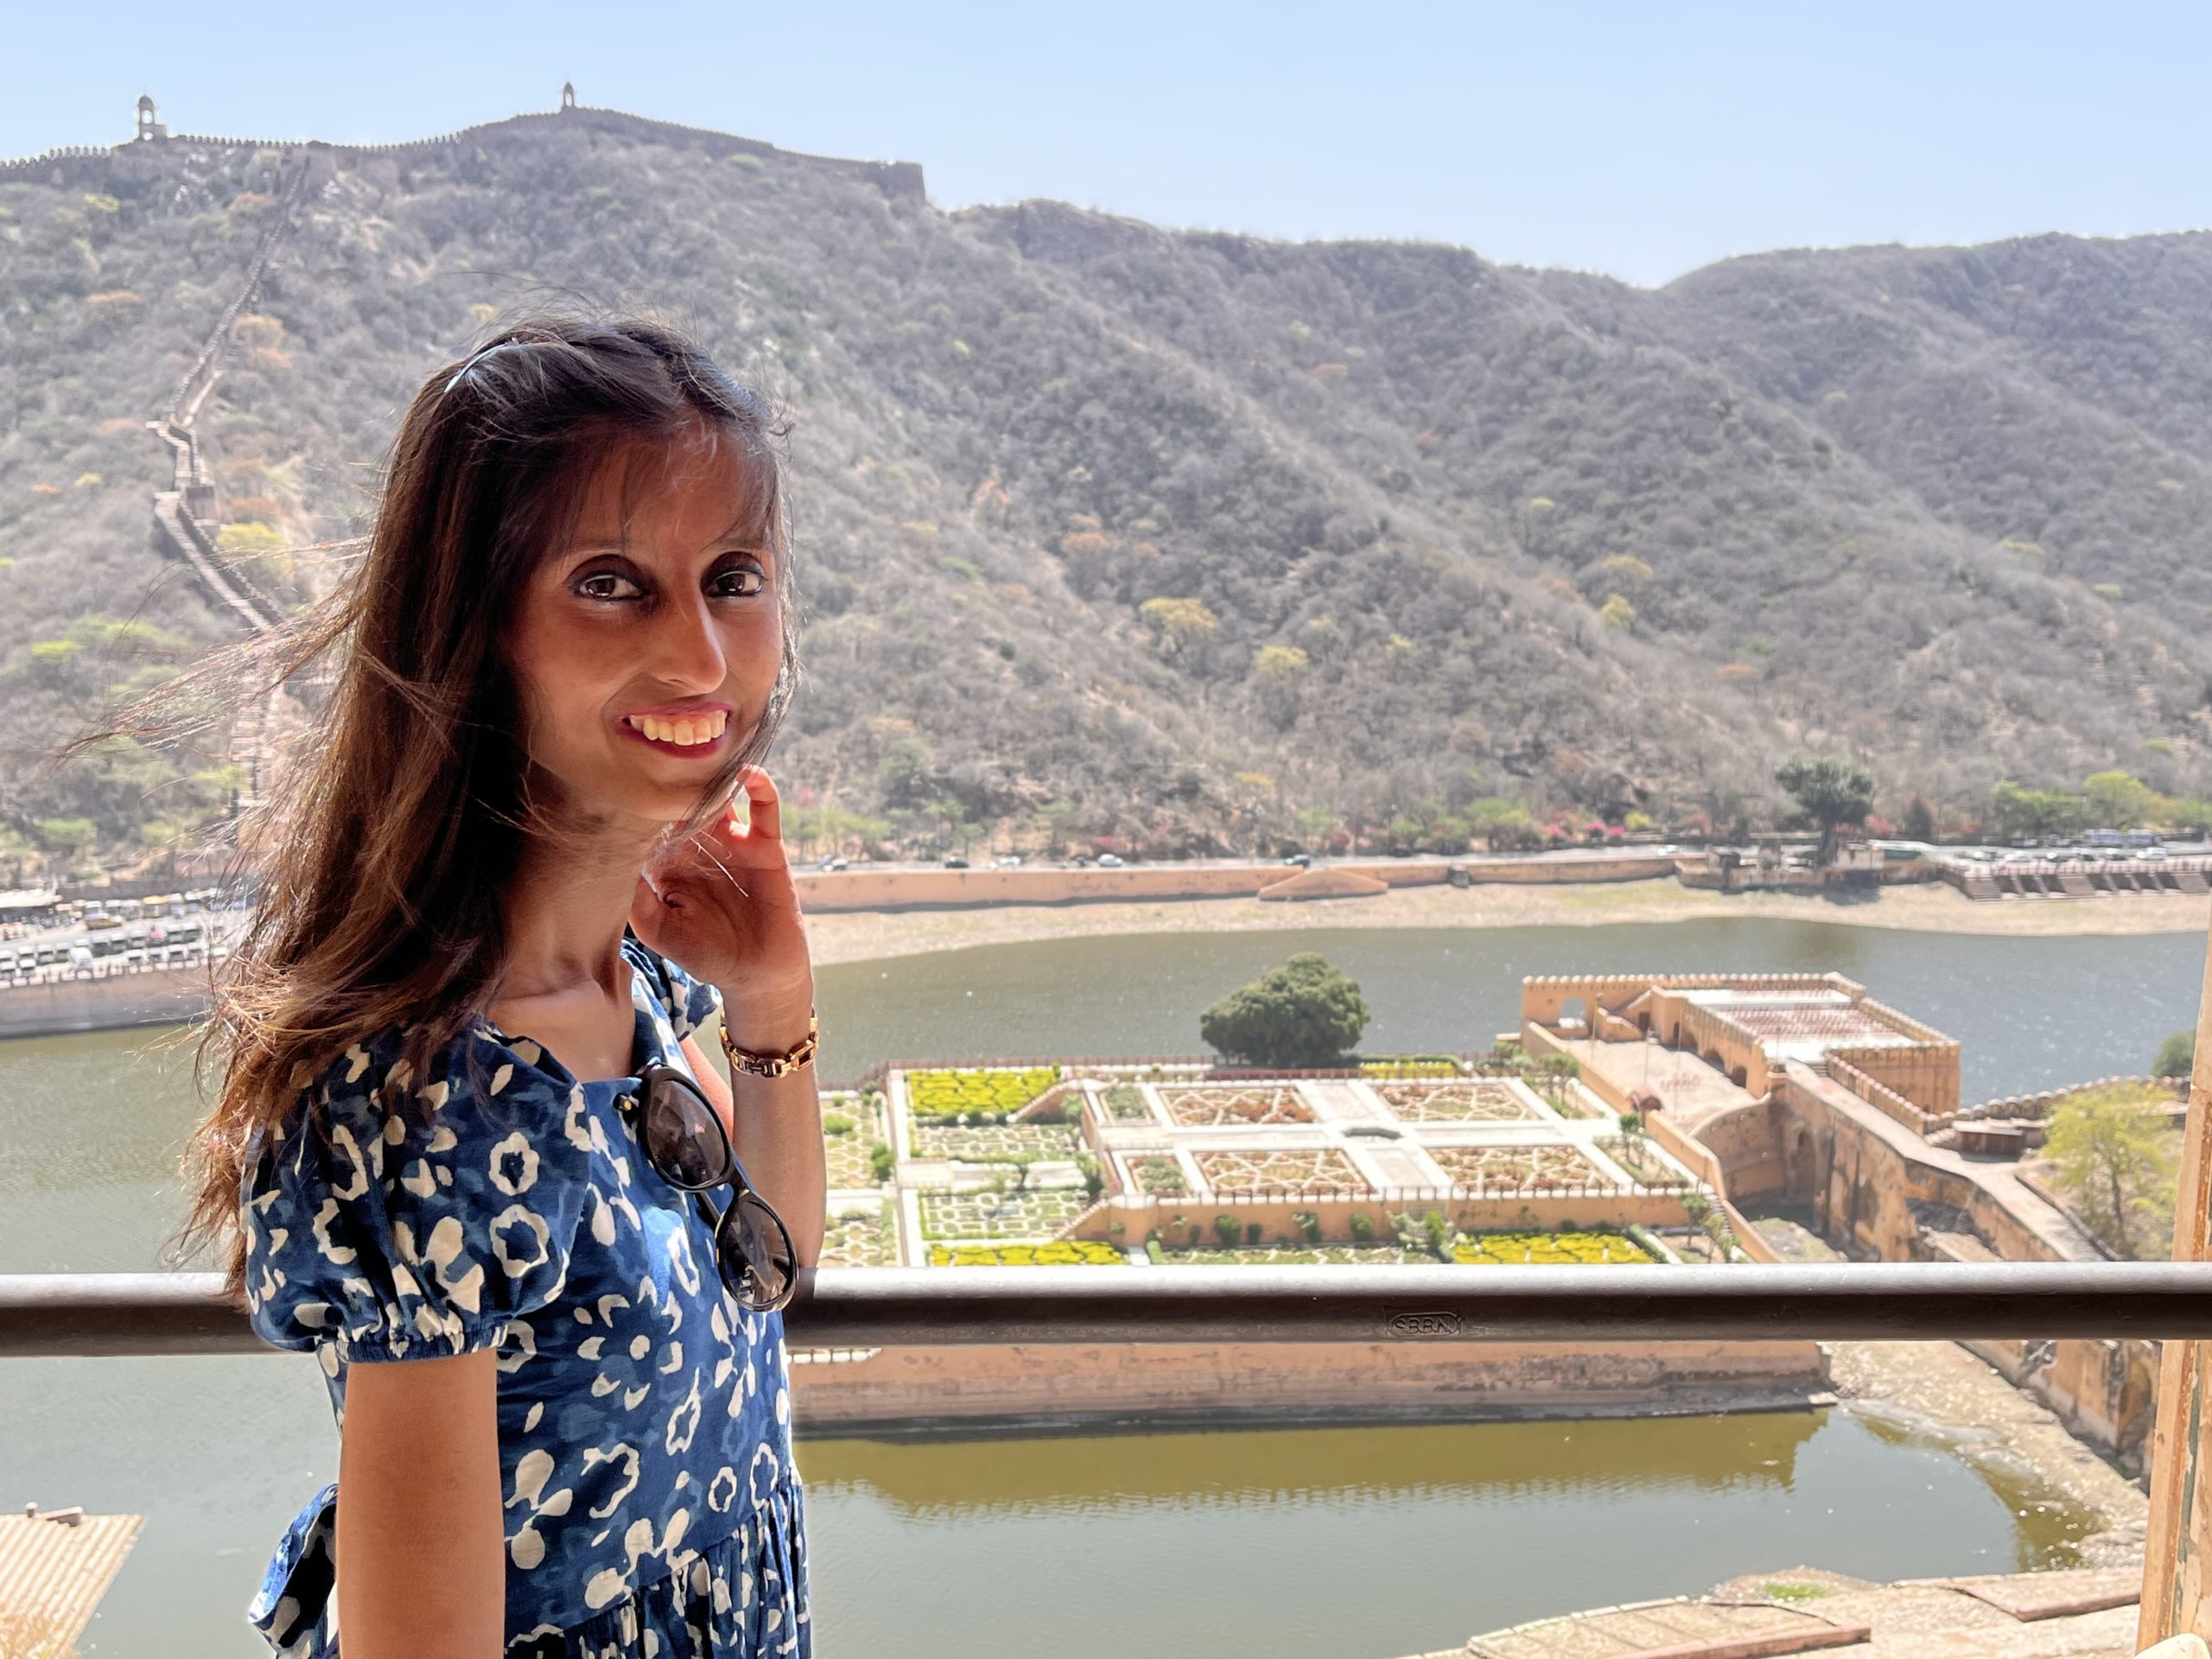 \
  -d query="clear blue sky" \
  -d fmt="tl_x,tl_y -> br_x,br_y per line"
5,1 -> 2208,287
